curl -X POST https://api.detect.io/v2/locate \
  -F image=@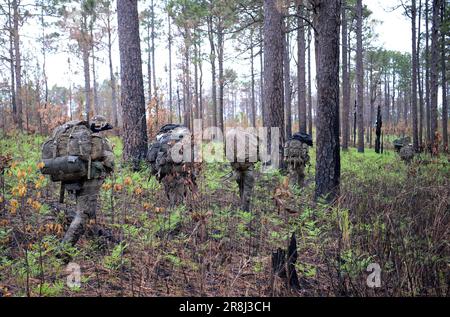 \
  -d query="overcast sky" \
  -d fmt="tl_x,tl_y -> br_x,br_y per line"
34,0 -> 411,91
